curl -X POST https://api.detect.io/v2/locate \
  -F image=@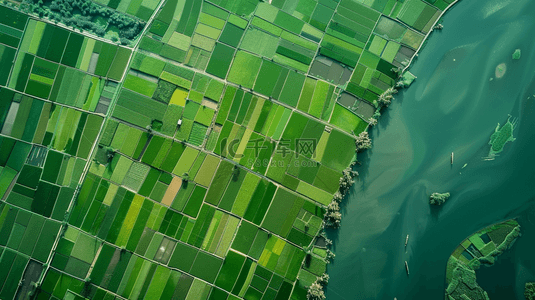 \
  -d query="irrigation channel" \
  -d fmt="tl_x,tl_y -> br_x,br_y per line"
325,0 -> 535,299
